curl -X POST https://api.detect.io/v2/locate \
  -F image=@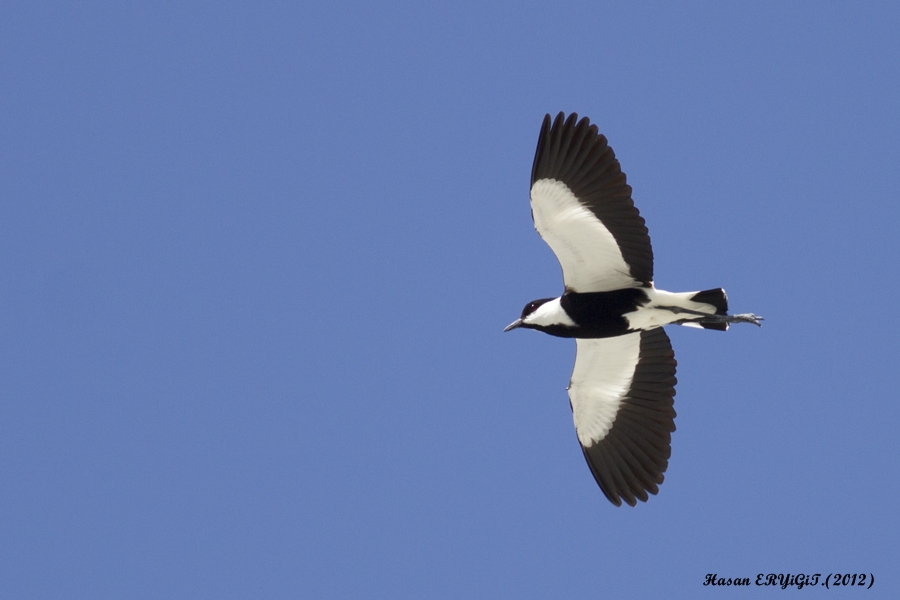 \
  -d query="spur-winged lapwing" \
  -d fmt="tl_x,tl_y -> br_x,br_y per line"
505,112 -> 762,506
